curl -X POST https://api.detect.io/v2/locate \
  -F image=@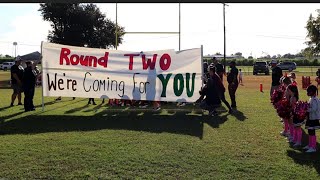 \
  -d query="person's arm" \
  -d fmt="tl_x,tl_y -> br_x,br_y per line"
36,71 -> 42,79
232,69 -> 238,83
11,67 -> 22,86
291,97 -> 297,109
216,76 -> 225,92
12,73 -> 22,85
